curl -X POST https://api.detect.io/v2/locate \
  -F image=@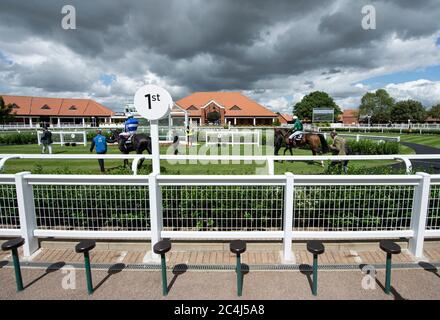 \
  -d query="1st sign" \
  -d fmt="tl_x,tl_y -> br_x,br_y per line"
133,85 -> 173,120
